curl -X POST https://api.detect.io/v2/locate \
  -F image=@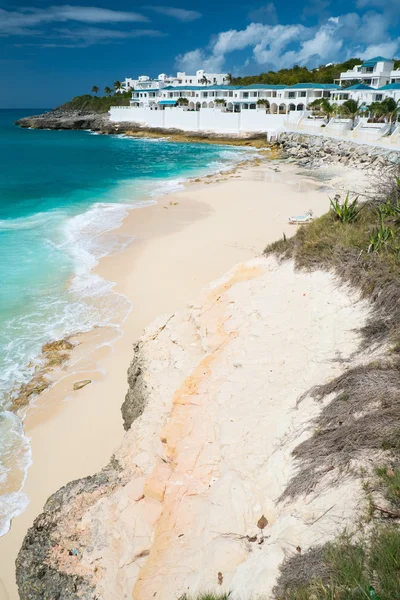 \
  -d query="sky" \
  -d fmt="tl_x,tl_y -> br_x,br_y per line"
1,0 -> 399,108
